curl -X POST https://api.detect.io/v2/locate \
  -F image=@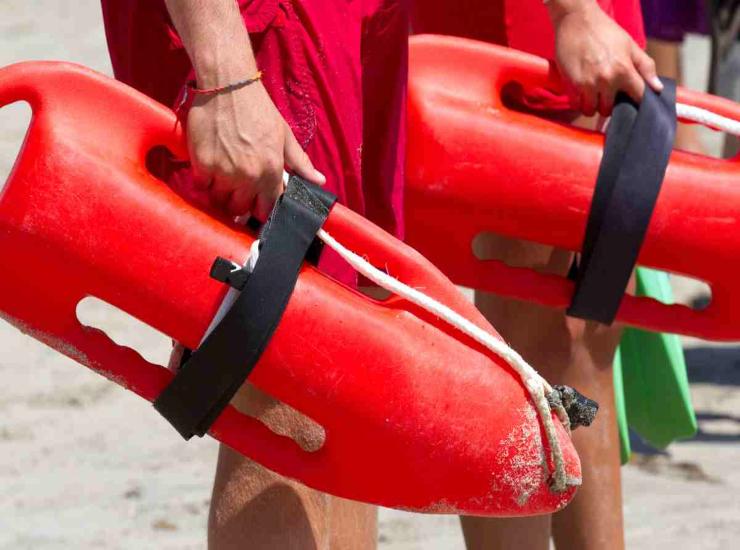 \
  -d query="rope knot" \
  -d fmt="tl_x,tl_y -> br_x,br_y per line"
547,385 -> 599,429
